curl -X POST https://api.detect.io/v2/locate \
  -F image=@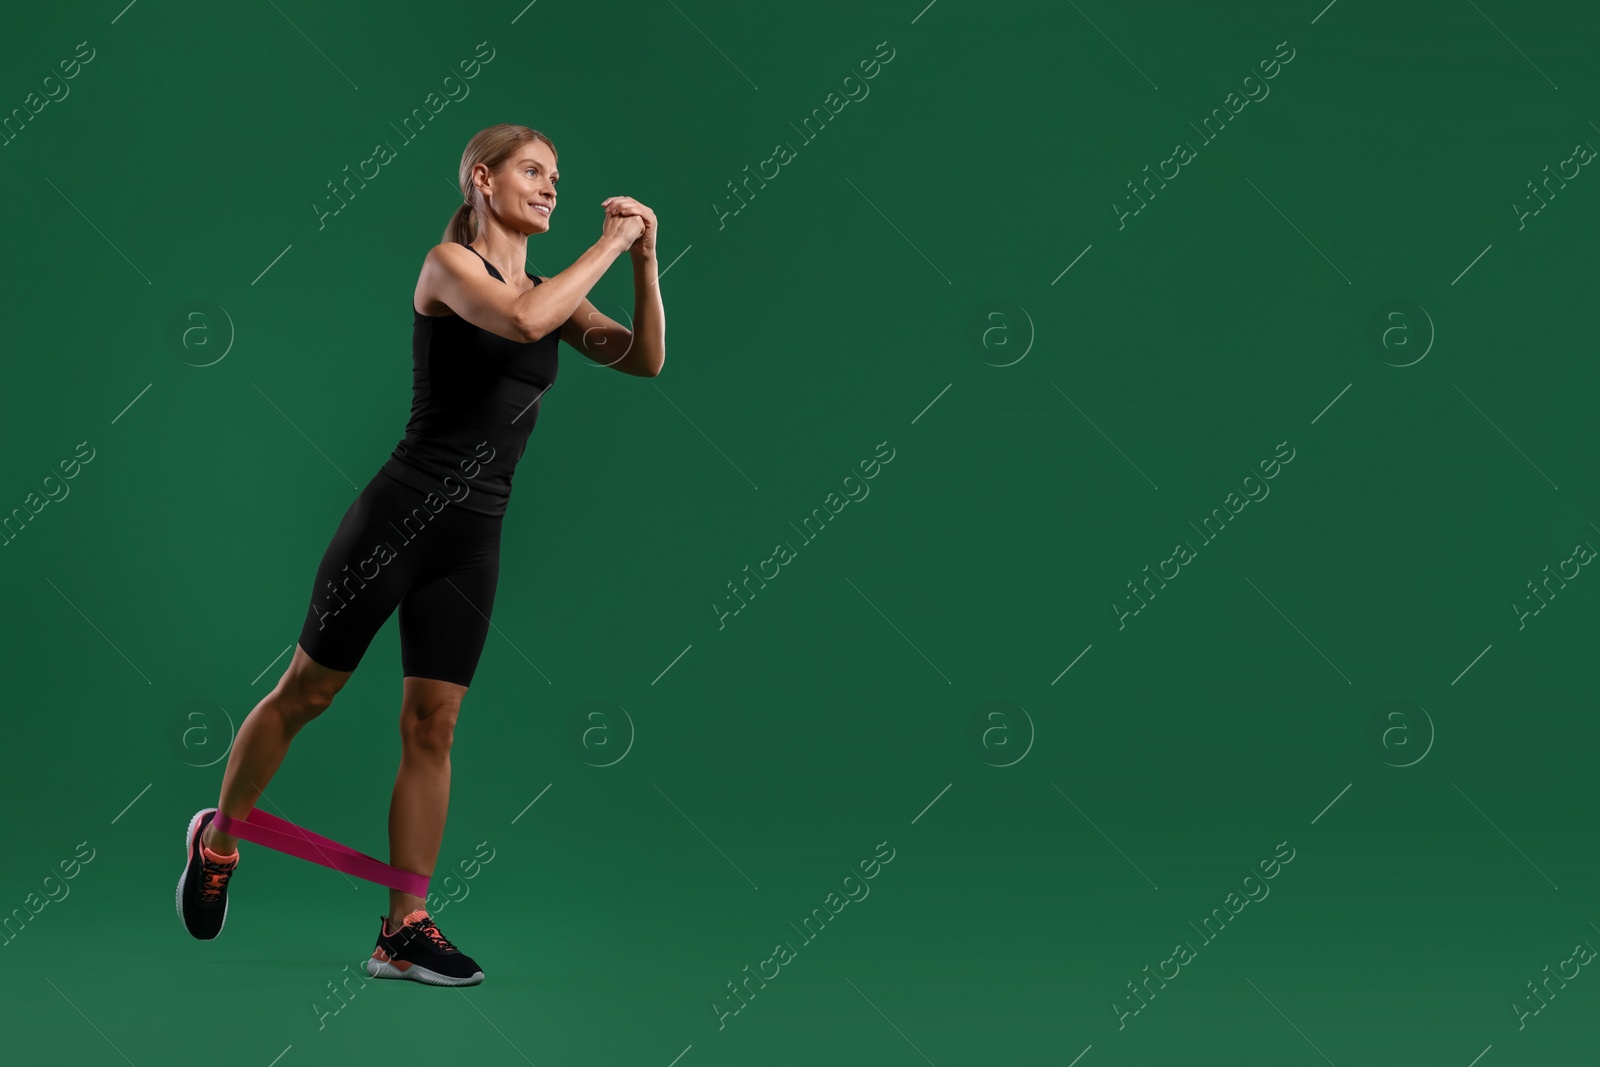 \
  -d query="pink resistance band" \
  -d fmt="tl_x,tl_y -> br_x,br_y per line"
211,809 -> 430,898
